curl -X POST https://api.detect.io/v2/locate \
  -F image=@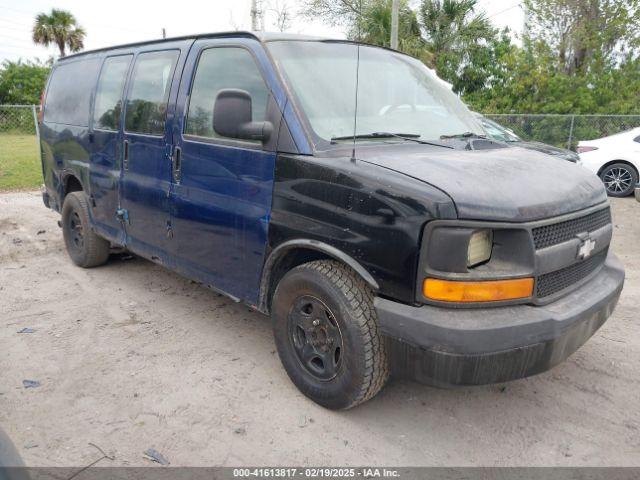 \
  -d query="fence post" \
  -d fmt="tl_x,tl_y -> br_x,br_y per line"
31,104 -> 40,142
567,114 -> 575,150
